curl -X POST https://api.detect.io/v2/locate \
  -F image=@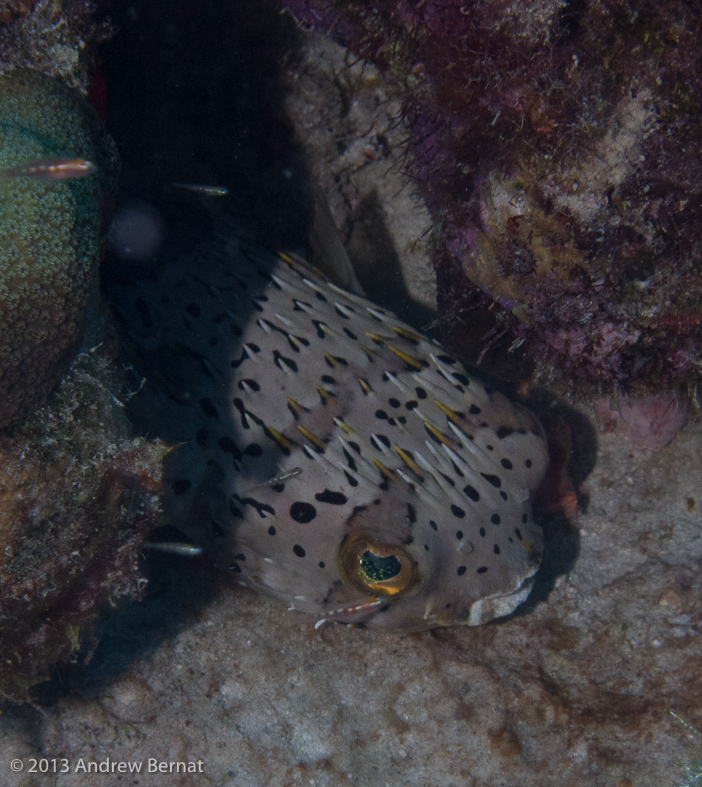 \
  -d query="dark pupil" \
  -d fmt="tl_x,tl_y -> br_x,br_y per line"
360,551 -> 402,582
